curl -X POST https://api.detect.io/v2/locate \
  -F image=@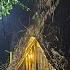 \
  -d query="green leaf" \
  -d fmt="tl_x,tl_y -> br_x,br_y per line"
0,0 -> 29,20
0,0 -> 18,19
